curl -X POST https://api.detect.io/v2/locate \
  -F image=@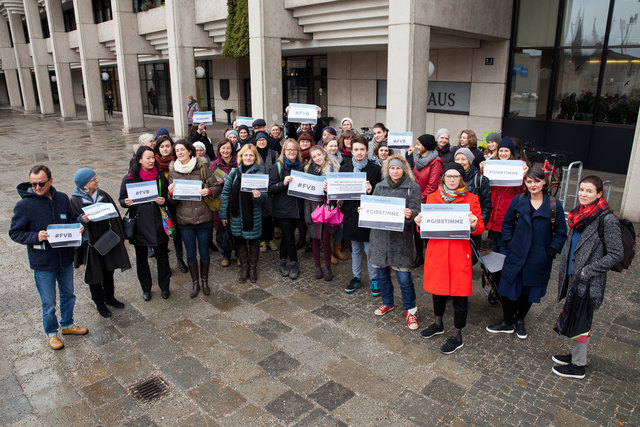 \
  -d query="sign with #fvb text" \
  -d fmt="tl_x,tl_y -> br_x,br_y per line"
46,224 -> 82,248
387,131 -> 413,150
420,203 -> 470,239
287,103 -> 318,124
81,203 -> 119,222
483,160 -> 525,187
241,173 -> 269,192
236,116 -> 254,128
358,195 -> 406,232
287,170 -> 325,201
126,181 -> 158,205
326,172 -> 367,201
192,111 -> 213,125
172,179 -> 202,201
